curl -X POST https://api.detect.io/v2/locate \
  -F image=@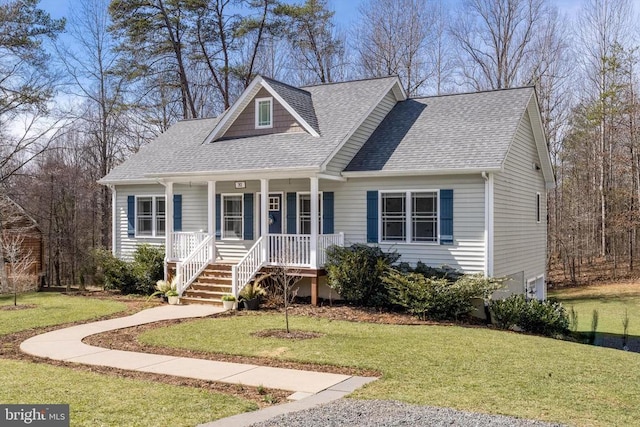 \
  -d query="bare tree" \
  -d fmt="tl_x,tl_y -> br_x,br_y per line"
3,234 -> 35,305
354,0 -> 434,96
57,0 -> 130,249
268,240 -> 304,334
0,196 -> 38,298
575,0 -> 634,258
450,0 -> 552,90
